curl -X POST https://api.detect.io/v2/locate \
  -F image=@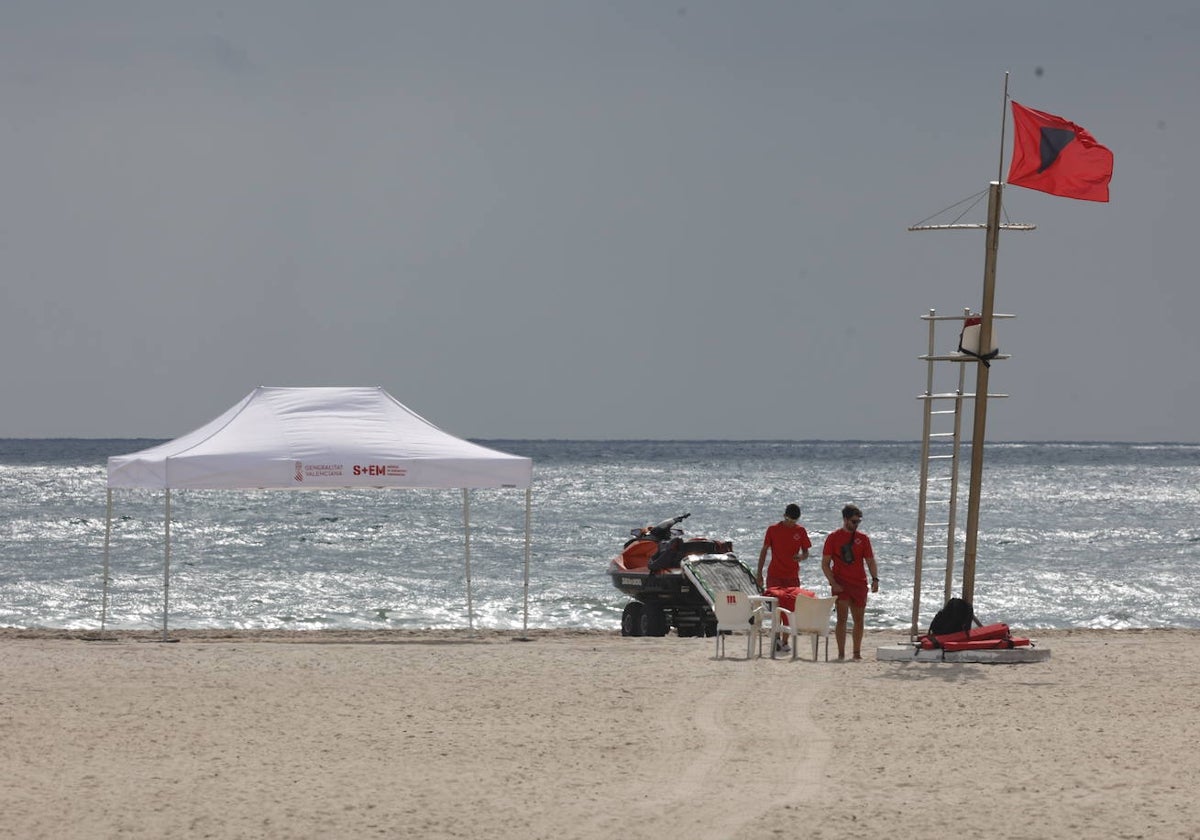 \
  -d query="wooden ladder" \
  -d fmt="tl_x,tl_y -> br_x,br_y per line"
910,308 -> 1013,639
